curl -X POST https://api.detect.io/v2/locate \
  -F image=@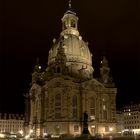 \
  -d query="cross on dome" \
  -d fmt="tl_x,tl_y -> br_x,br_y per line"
69,0 -> 72,9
